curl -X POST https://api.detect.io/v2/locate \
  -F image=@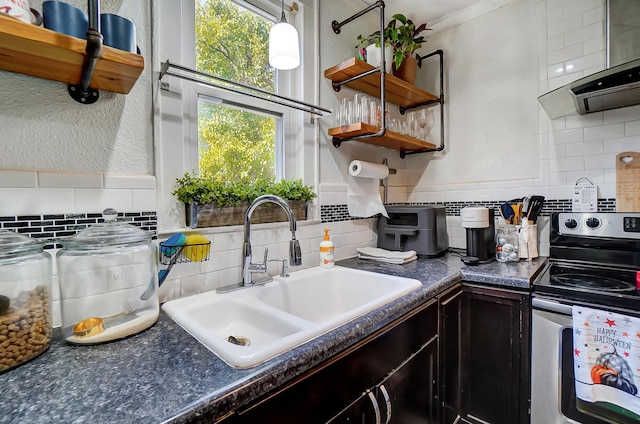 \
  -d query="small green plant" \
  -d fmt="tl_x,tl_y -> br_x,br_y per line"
387,14 -> 430,70
172,172 -> 316,206
356,14 -> 430,70
355,22 -> 395,49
